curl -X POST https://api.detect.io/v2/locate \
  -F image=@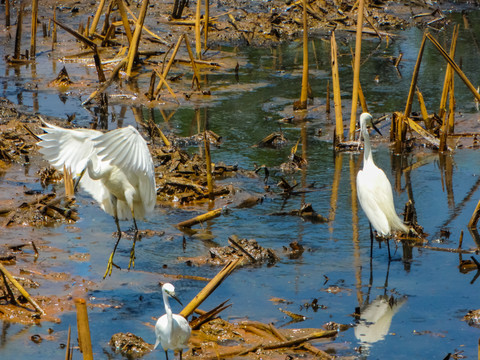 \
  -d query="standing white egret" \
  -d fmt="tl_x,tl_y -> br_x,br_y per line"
37,121 -> 156,277
356,113 -> 408,257
155,283 -> 191,360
